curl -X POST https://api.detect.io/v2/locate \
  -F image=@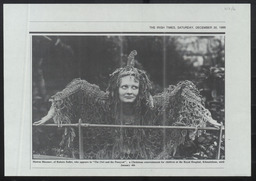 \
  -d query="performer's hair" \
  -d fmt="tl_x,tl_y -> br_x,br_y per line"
107,50 -> 153,124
